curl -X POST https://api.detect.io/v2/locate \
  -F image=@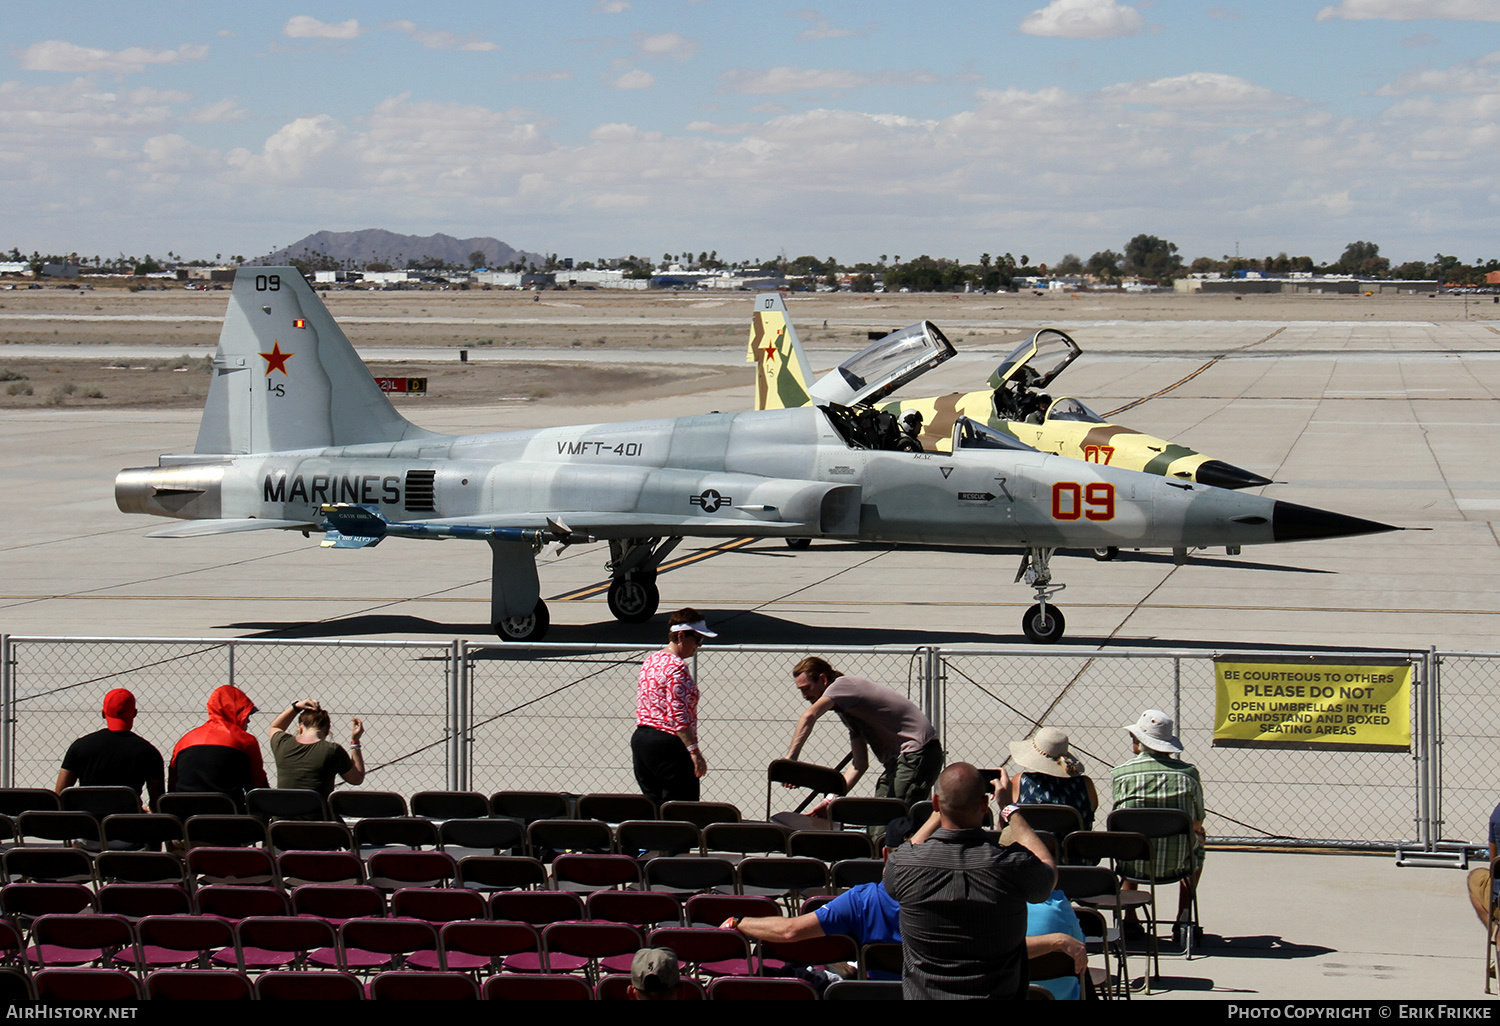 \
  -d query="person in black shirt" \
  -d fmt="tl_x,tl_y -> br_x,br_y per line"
55,688 -> 164,810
